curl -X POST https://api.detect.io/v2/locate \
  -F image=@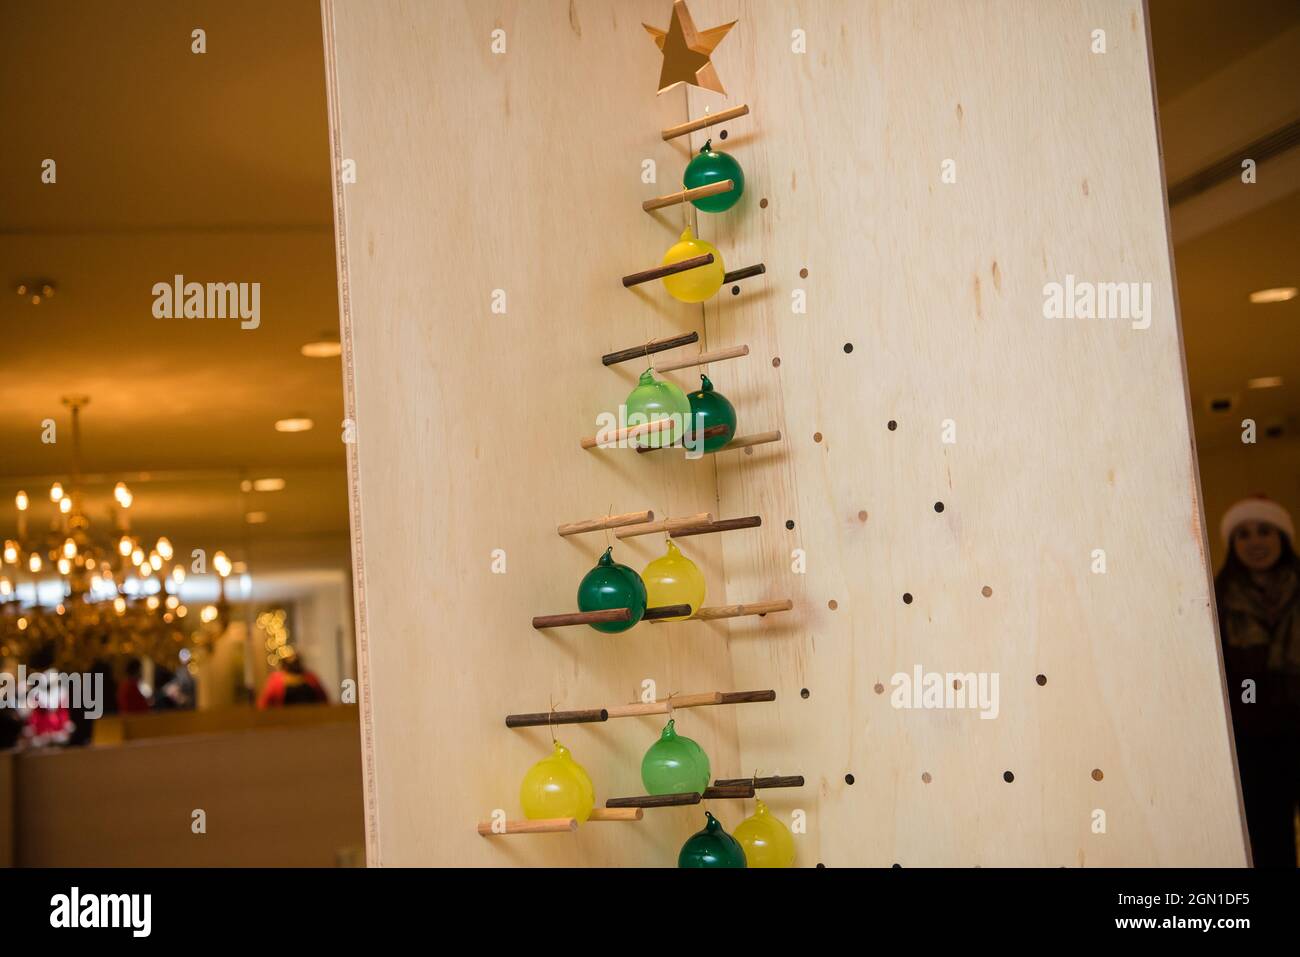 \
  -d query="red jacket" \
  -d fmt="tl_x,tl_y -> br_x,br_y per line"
257,671 -> 328,708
